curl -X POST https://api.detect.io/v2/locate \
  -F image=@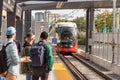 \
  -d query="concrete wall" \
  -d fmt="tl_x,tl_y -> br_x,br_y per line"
91,32 -> 120,75
89,54 -> 120,75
